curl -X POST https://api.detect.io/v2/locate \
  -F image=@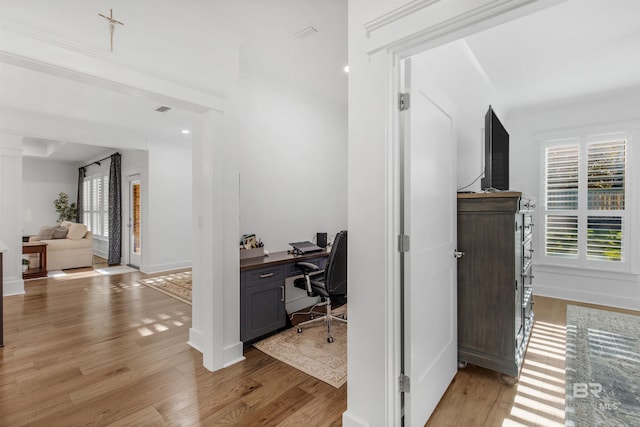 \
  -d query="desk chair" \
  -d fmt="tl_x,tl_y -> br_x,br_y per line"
292,230 -> 347,343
